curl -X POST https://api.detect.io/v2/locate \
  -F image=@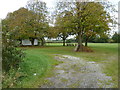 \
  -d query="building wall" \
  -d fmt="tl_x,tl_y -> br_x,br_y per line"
22,39 -> 38,45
